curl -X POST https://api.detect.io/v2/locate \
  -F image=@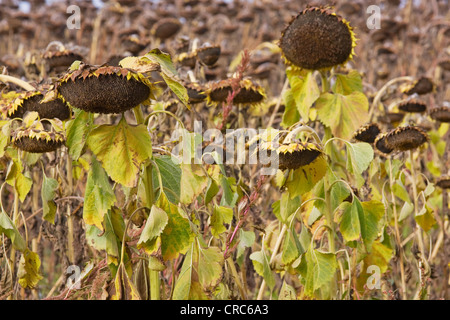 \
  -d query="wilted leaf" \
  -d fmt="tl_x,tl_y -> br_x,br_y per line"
180,163 -> 208,204
158,193 -> 194,261
138,205 -> 168,250
304,249 -> 337,297
87,116 -> 152,187
6,161 -> 32,203
279,281 -> 297,300
287,69 -> 320,122
316,91 -> 369,140
332,70 -> 363,95
284,156 -> 327,199
415,204 -> 436,232
83,157 -> 116,230
17,249 -> 43,289
250,250 -> 275,290
210,205 -> 233,238
41,172 -> 58,224
111,263 -> 141,300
